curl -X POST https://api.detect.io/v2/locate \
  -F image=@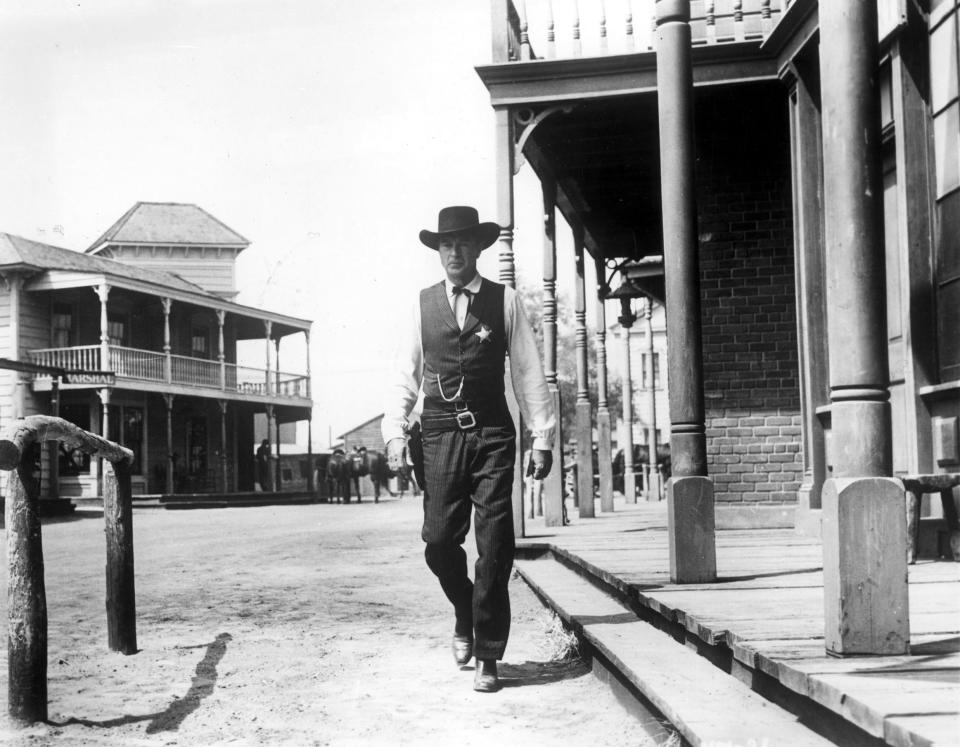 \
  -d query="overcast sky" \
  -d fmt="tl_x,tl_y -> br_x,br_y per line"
0,0 -> 609,445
